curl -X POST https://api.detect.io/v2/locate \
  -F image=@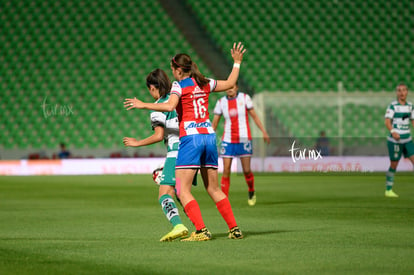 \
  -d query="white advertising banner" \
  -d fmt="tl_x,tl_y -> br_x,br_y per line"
0,158 -> 164,176
0,157 -> 412,176
257,157 -> 414,172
